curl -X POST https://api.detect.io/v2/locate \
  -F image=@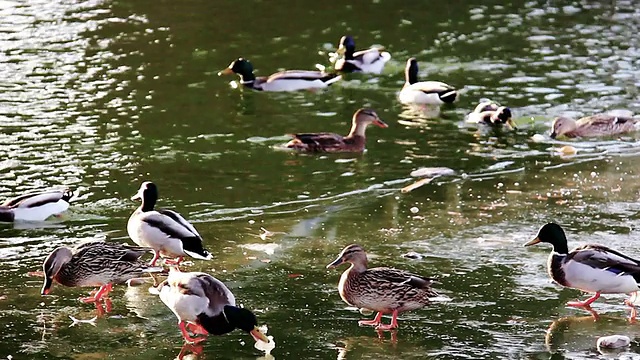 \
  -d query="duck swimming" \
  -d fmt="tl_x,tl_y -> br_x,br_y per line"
156,269 -> 269,344
525,223 -> 640,310
327,244 -> 439,330
127,181 -> 213,266
550,114 -> 639,138
41,241 -> 162,303
218,58 -> 341,92
466,101 -> 516,129
333,35 -> 391,74
0,188 -> 73,222
398,58 -> 458,106
285,108 -> 388,153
